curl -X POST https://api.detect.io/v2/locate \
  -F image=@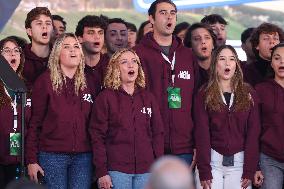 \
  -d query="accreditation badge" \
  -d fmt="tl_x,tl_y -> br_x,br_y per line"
167,87 -> 181,109
10,133 -> 21,156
